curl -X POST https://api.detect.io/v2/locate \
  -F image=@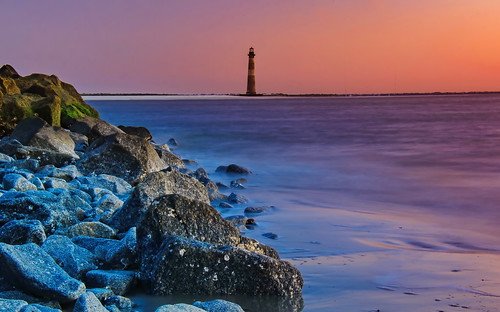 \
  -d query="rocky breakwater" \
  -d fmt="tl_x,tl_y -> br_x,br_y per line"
0,65 -> 303,311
